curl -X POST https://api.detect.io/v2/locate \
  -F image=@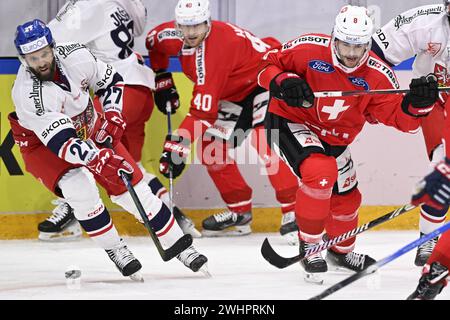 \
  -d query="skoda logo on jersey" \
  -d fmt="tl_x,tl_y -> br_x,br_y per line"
308,60 -> 335,73
20,36 -> 49,54
348,77 -> 369,90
